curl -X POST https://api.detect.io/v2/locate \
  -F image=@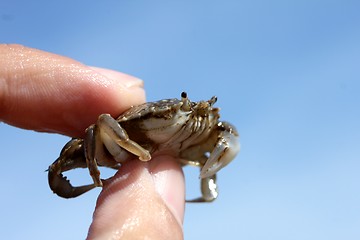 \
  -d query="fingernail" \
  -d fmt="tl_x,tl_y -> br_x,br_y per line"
89,66 -> 144,88
150,156 -> 185,226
